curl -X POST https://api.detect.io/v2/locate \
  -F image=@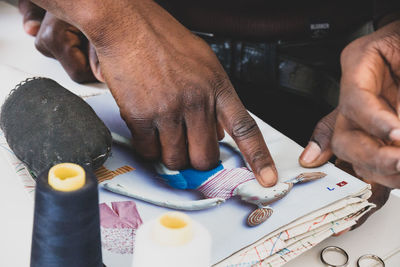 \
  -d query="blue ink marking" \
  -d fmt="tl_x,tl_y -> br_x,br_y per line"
277,248 -> 291,256
270,232 -> 283,256
327,187 -> 335,191
0,143 -> 14,154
